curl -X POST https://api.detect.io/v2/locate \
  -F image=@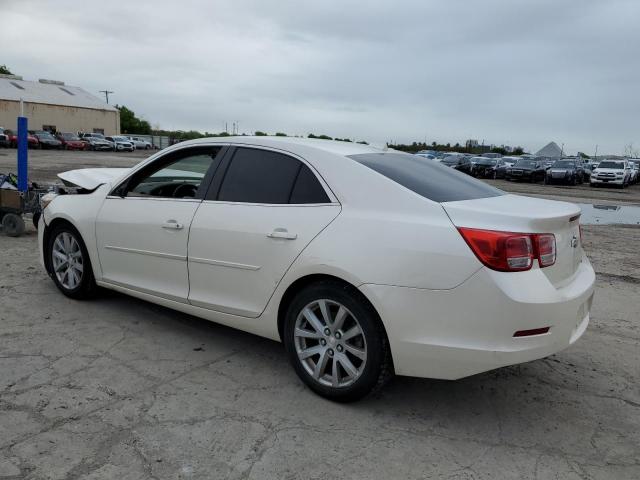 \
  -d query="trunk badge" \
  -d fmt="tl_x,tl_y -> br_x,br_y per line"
571,235 -> 578,248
